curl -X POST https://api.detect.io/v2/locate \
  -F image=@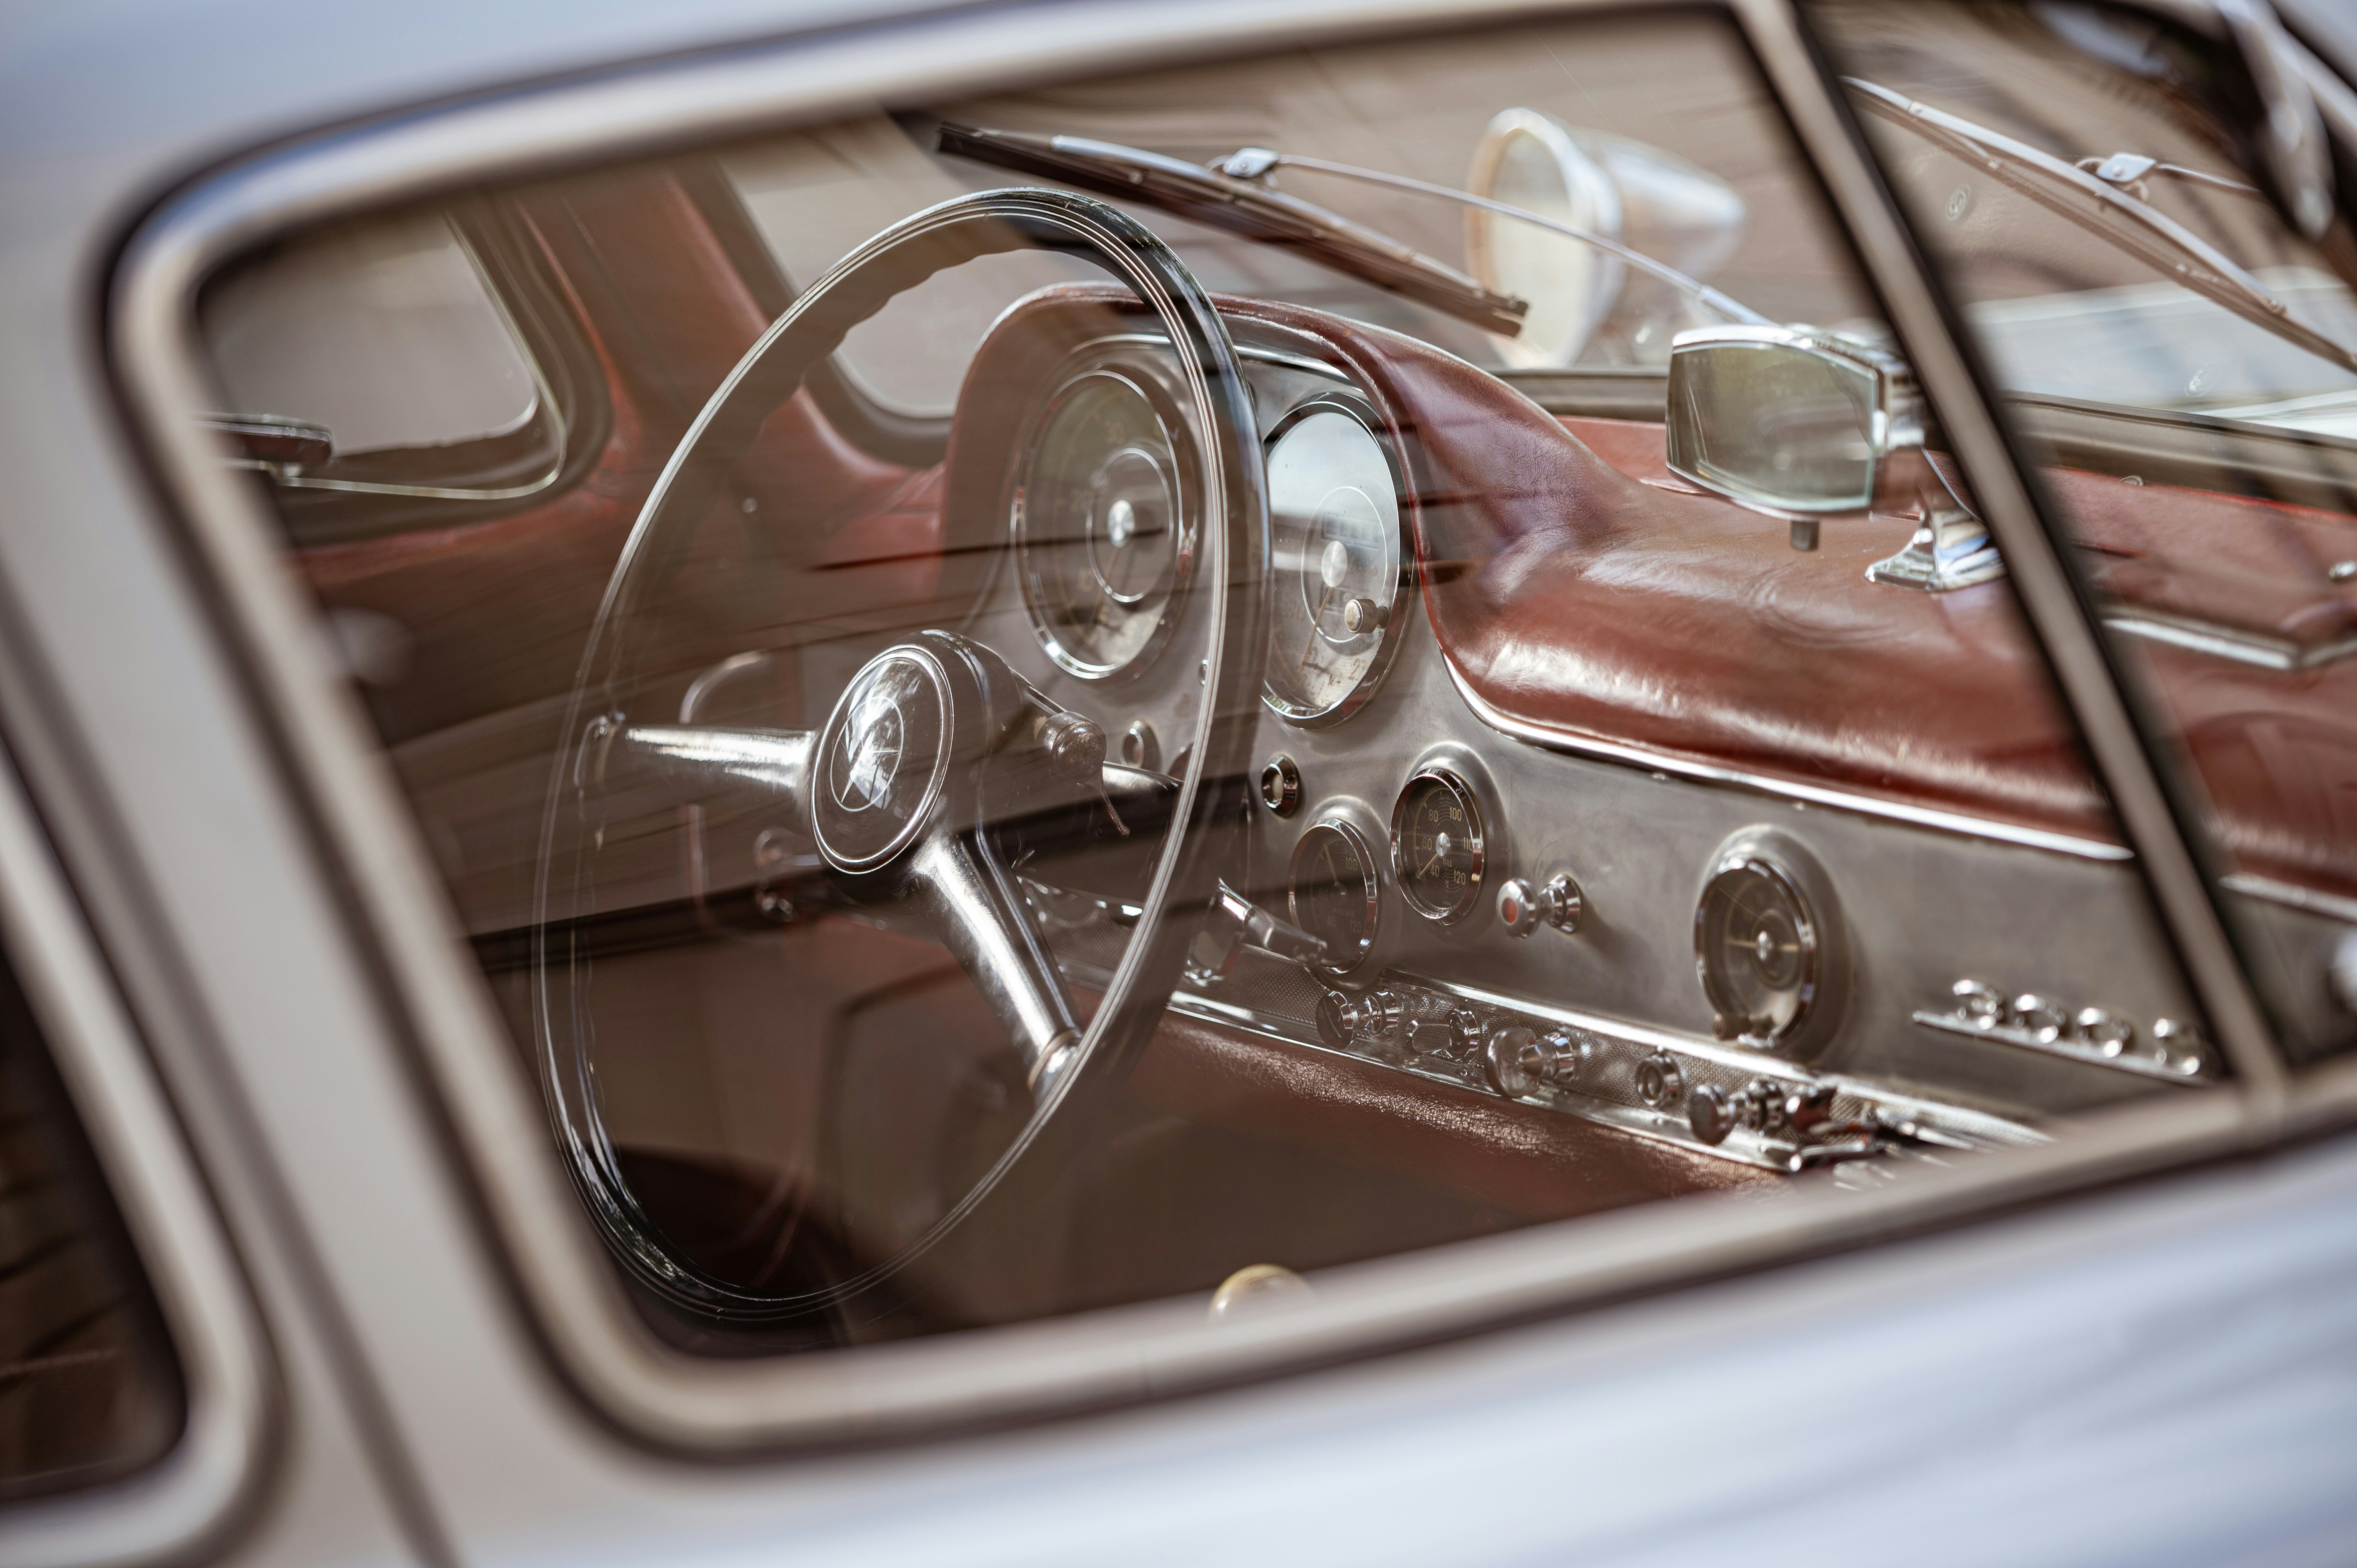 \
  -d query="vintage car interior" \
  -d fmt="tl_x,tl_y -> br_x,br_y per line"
182,0 -> 2357,1358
